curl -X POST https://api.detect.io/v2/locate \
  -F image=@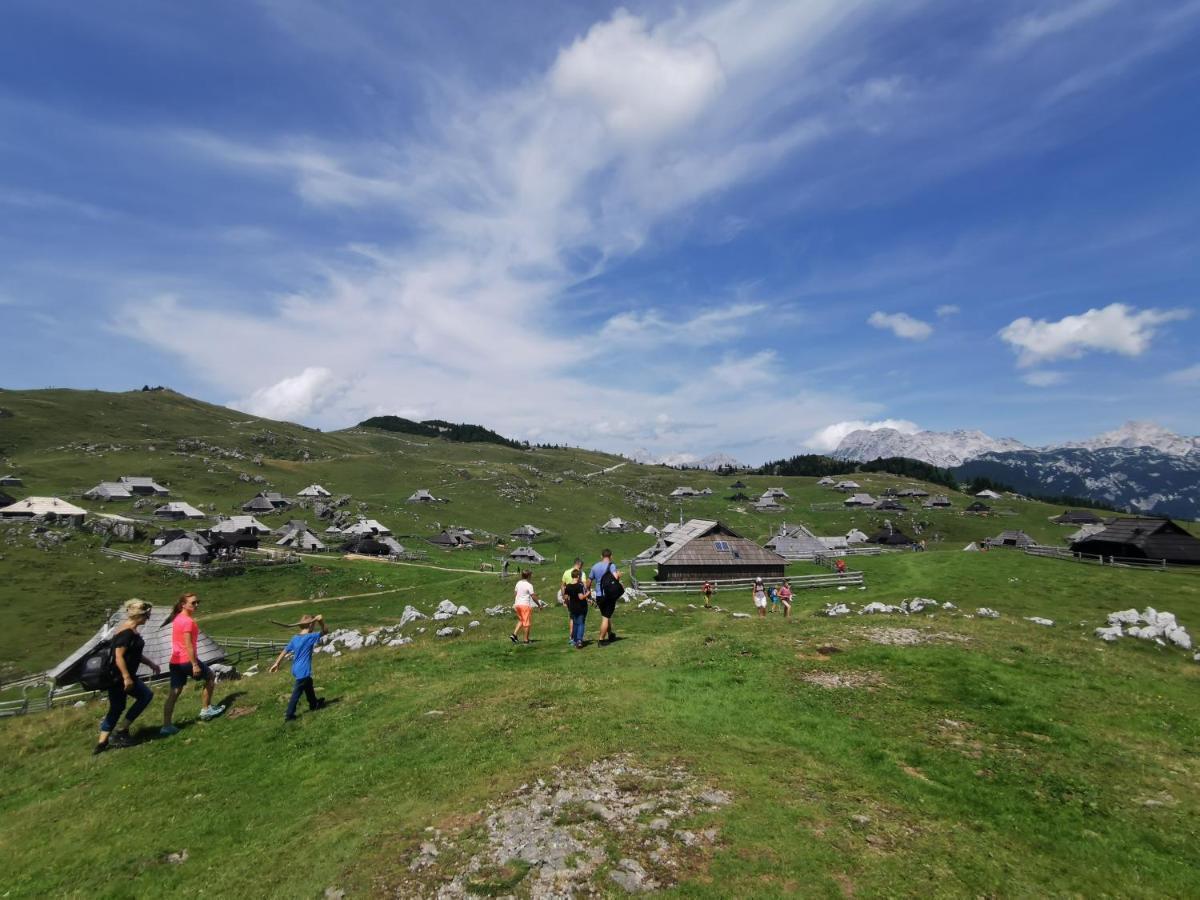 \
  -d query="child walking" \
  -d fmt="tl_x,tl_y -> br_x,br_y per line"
269,614 -> 329,721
